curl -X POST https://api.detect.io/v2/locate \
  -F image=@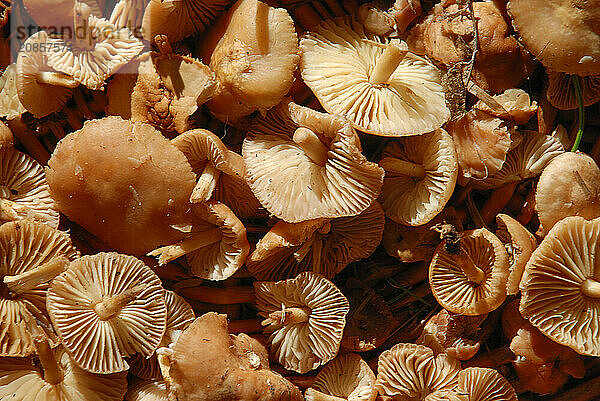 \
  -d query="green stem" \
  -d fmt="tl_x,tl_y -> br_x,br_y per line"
571,75 -> 584,152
